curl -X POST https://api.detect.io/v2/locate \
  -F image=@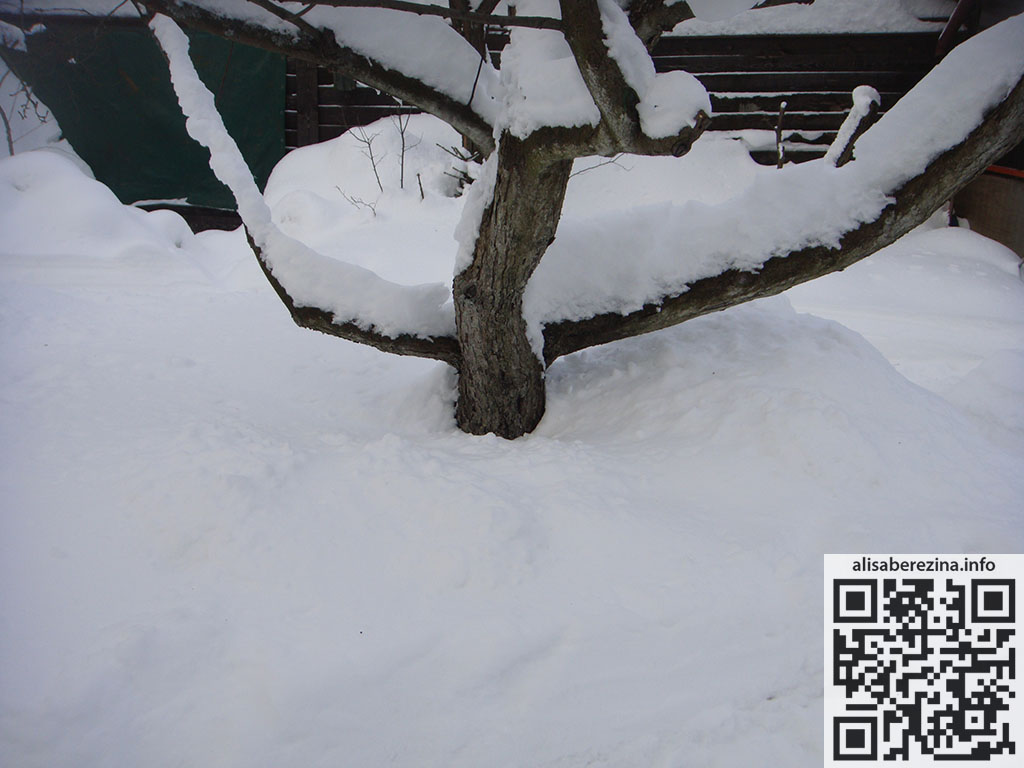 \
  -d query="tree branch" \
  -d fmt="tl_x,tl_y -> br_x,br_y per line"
303,0 -> 562,30
247,233 -> 462,365
557,0 -> 710,157
244,0 -> 321,36
559,0 -> 642,150
541,73 -> 1024,364
142,0 -> 497,152
628,0 -> 694,50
